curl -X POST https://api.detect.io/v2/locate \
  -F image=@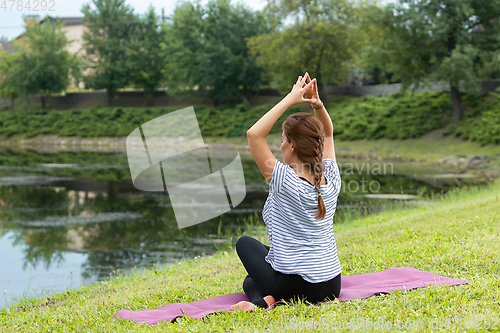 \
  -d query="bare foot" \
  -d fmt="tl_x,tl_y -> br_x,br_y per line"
229,300 -> 255,312
264,295 -> 275,307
